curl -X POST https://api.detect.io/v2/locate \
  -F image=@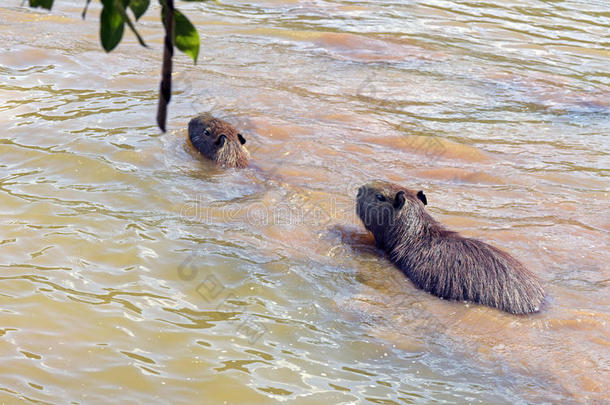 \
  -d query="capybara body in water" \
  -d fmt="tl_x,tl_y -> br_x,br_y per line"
356,180 -> 545,314
188,113 -> 249,168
